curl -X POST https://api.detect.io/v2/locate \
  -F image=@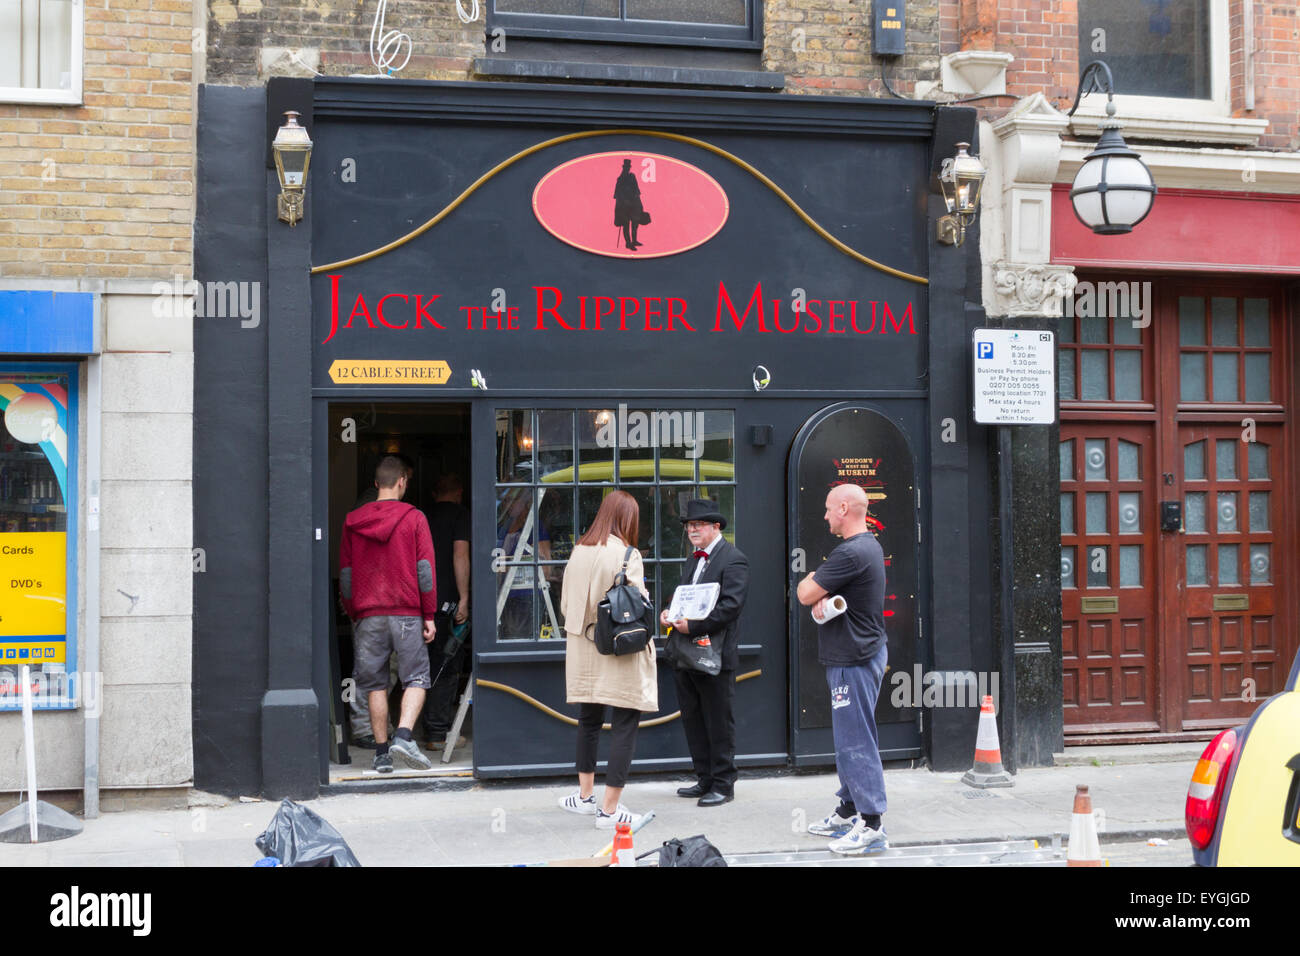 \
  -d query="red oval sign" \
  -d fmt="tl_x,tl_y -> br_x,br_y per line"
532,151 -> 729,259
